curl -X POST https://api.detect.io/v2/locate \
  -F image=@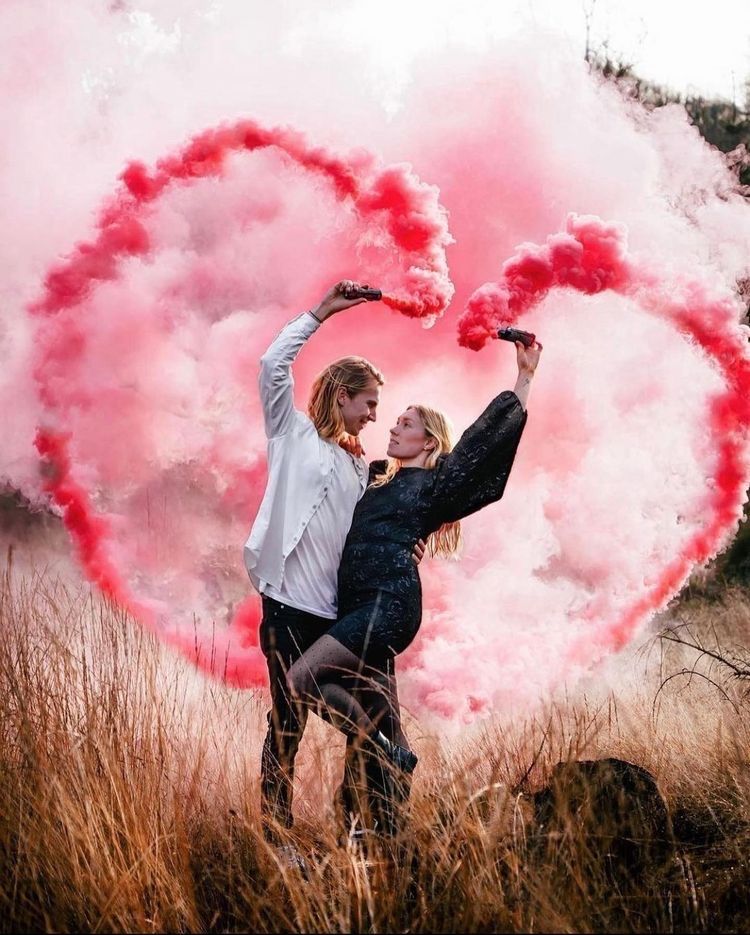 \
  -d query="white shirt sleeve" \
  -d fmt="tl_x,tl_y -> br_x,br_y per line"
258,311 -> 321,438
